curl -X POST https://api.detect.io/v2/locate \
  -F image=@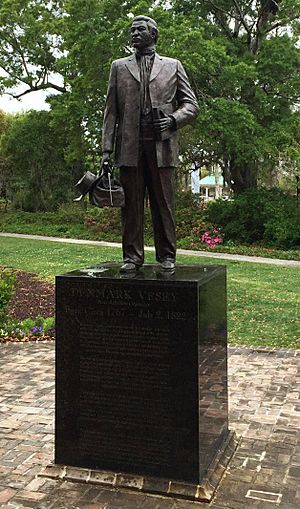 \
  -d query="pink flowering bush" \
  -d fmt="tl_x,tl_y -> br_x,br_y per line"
201,228 -> 223,247
190,224 -> 223,248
